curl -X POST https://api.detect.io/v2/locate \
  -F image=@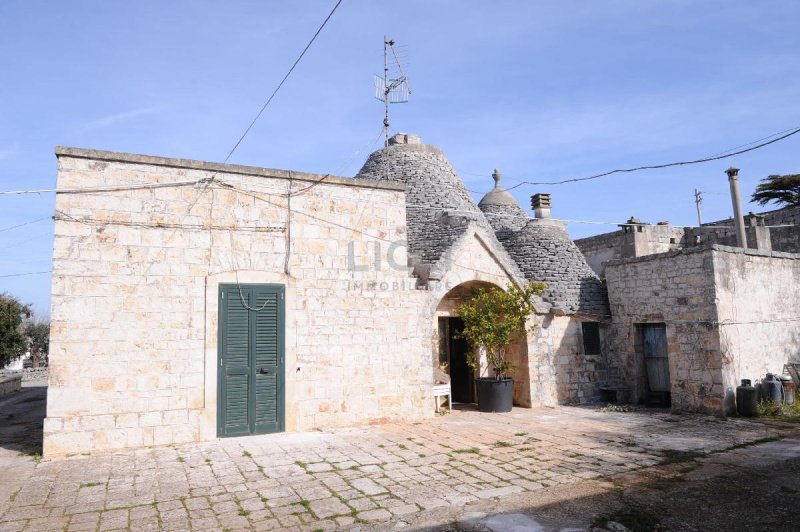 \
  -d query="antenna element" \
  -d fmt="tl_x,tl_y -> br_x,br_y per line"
374,36 -> 412,144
